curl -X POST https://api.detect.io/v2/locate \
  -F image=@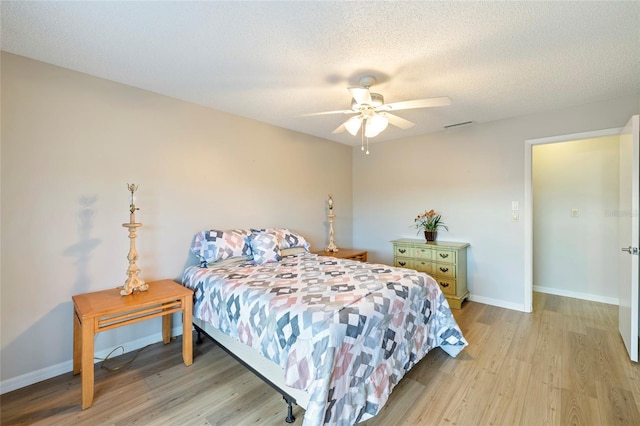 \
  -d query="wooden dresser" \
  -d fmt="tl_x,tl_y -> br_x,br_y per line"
391,239 -> 470,309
